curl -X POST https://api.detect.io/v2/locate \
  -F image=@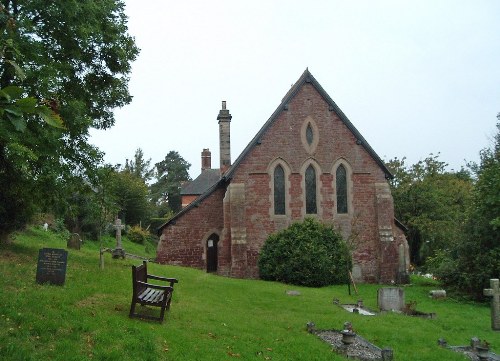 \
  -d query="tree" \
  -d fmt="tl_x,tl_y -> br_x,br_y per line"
387,154 -> 473,266
0,1 -> 138,242
433,117 -> 500,299
124,148 -> 154,183
108,170 -> 153,226
150,151 -> 191,214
